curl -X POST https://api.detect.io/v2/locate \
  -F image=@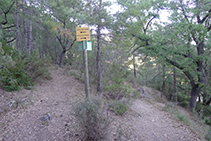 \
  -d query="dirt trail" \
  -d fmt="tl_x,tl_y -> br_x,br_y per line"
110,99 -> 201,141
0,67 -> 205,140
